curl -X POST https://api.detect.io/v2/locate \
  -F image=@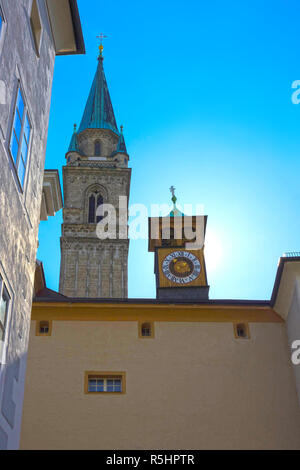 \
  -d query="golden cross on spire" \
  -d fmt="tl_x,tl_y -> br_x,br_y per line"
96,33 -> 108,58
